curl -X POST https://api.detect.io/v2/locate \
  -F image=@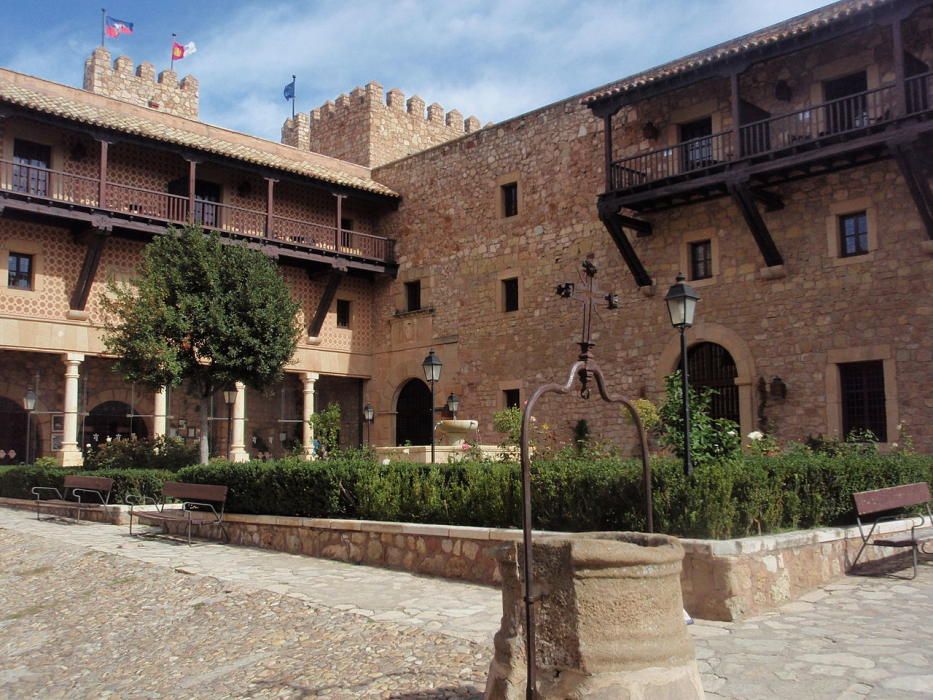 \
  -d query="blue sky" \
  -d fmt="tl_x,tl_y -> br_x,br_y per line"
0,0 -> 828,141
